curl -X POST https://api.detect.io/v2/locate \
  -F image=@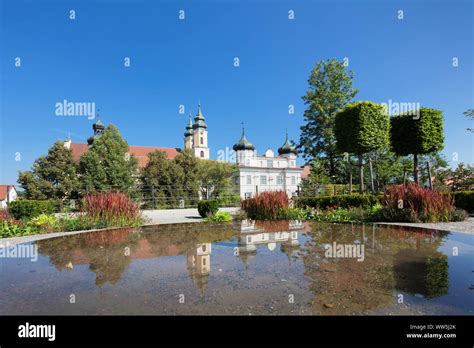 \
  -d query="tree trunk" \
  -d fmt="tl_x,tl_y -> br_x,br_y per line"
369,158 -> 375,193
413,153 -> 419,185
426,162 -> 433,189
349,161 -> 353,193
358,154 -> 364,193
